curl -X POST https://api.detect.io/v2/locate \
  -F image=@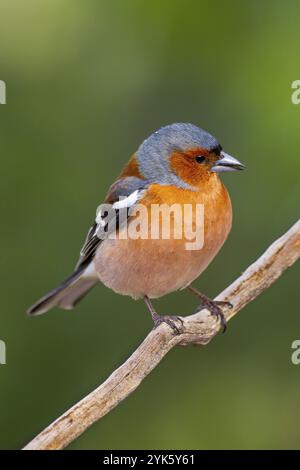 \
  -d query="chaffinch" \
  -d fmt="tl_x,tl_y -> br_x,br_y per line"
28,123 -> 245,332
